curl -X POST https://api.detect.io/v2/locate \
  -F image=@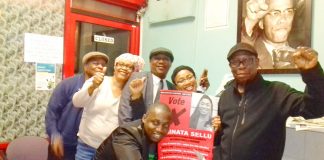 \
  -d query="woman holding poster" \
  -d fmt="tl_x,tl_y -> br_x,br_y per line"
171,65 -> 221,131
171,65 -> 209,92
